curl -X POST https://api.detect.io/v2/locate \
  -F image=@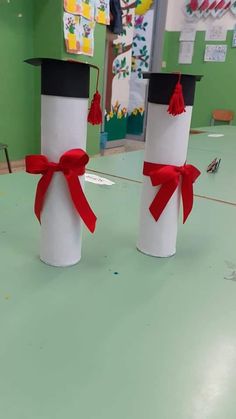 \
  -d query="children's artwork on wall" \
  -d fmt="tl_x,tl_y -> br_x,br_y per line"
64,0 -> 95,21
205,24 -> 227,40
80,17 -> 95,55
95,0 -> 110,24
63,12 -> 95,56
204,44 -> 227,61
127,5 -> 154,136
184,0 -> 235,20
64,13 -> 81,53
104,0 -> 136,141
